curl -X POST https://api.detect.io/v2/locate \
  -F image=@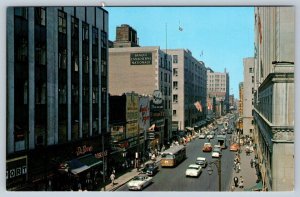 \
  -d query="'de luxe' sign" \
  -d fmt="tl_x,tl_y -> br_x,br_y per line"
130,52 -> 152,65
